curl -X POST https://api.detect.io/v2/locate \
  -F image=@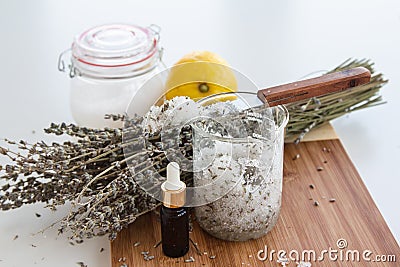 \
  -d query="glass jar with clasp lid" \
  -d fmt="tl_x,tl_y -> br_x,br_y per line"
58,24 -> 166,128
